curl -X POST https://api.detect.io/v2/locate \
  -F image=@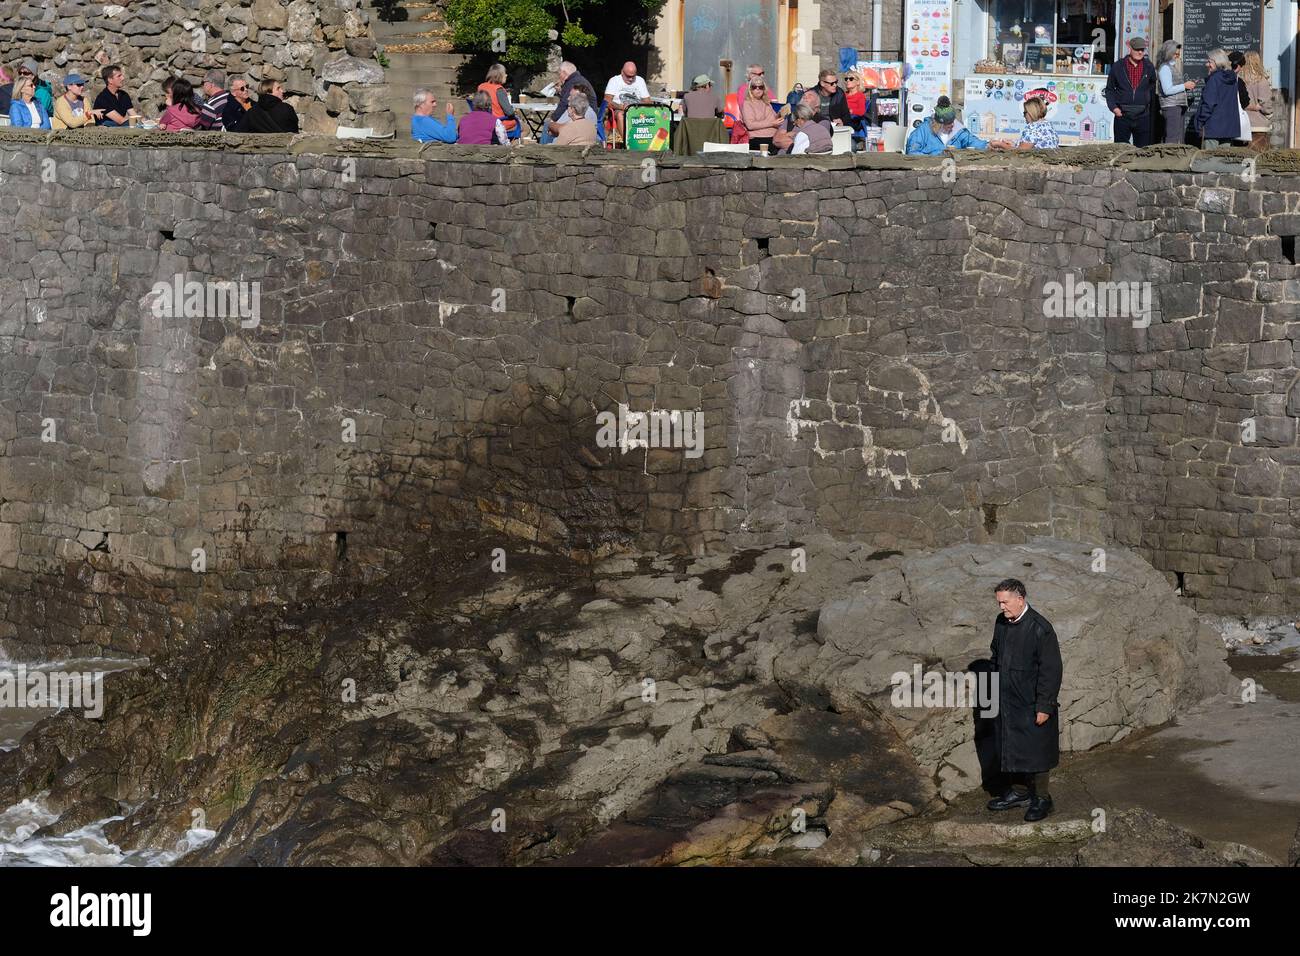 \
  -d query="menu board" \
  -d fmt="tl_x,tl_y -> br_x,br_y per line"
903,0 -> 953,129
963,75 -> 1114,144
1182,0 -> 1263,81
